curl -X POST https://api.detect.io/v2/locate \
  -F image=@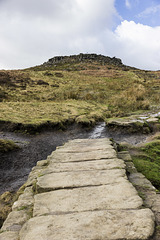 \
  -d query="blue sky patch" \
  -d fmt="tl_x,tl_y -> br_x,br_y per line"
115,0 -> 160,27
